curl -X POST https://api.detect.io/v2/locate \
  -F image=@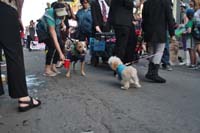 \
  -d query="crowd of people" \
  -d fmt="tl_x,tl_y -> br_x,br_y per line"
0,0 -> 200,112
178,0 -> 200,69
